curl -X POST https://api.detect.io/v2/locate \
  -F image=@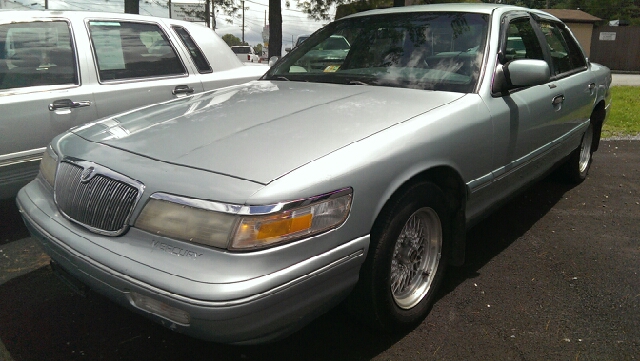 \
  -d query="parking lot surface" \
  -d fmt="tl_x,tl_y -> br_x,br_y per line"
0,140 -> 638,361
